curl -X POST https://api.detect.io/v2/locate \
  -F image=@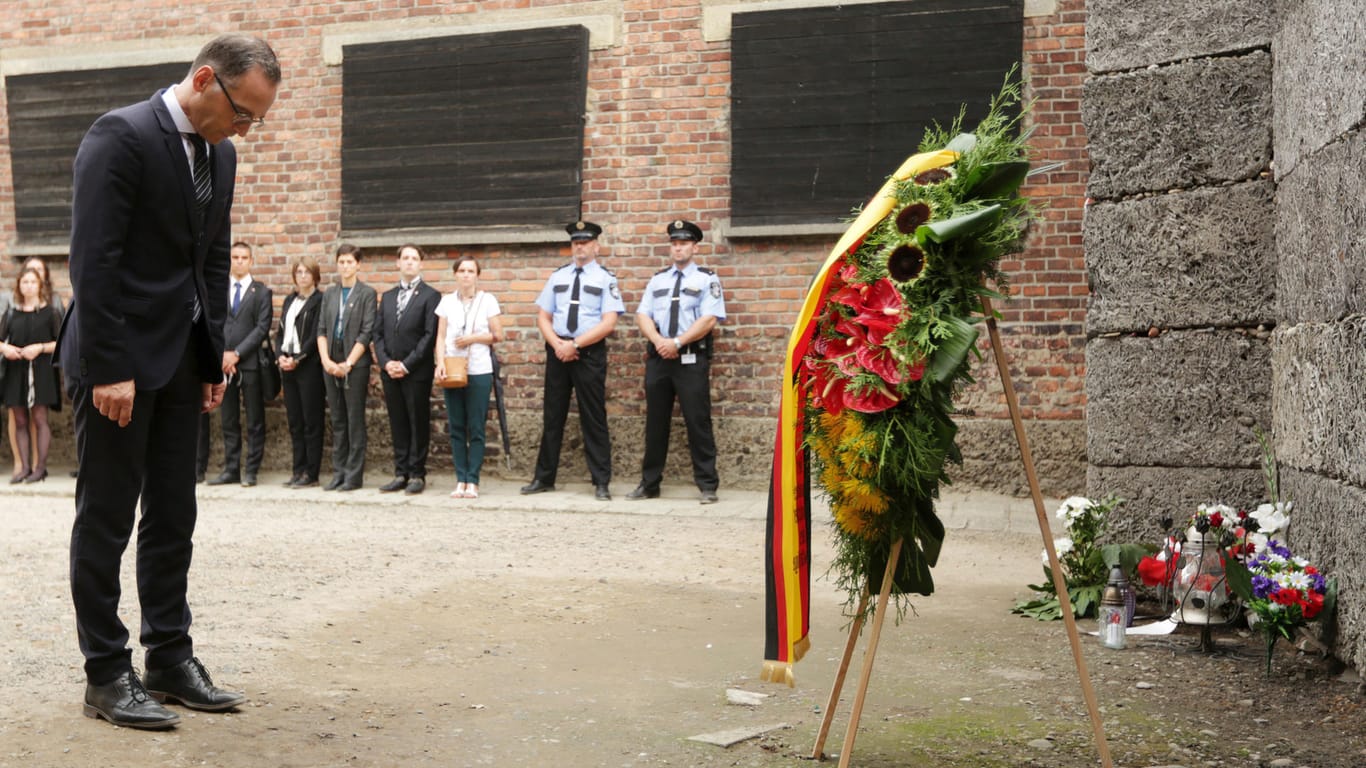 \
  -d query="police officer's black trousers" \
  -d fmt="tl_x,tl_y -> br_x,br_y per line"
639,353 -> 717,493
533,340 -> 611,487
